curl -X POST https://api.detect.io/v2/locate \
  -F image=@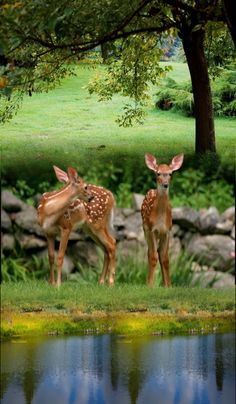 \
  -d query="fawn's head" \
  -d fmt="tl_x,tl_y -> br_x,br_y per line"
53,166 -> 94,202
145,153 -> 184,192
